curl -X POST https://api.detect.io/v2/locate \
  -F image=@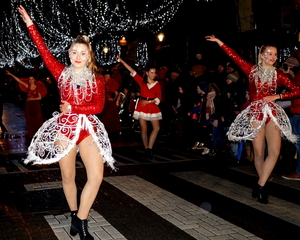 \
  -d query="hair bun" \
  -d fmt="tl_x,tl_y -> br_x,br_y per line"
76,35 -> 90,43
